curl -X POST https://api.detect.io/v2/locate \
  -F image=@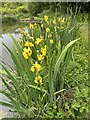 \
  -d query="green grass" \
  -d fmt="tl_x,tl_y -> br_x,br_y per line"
64,22 -> 88,87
